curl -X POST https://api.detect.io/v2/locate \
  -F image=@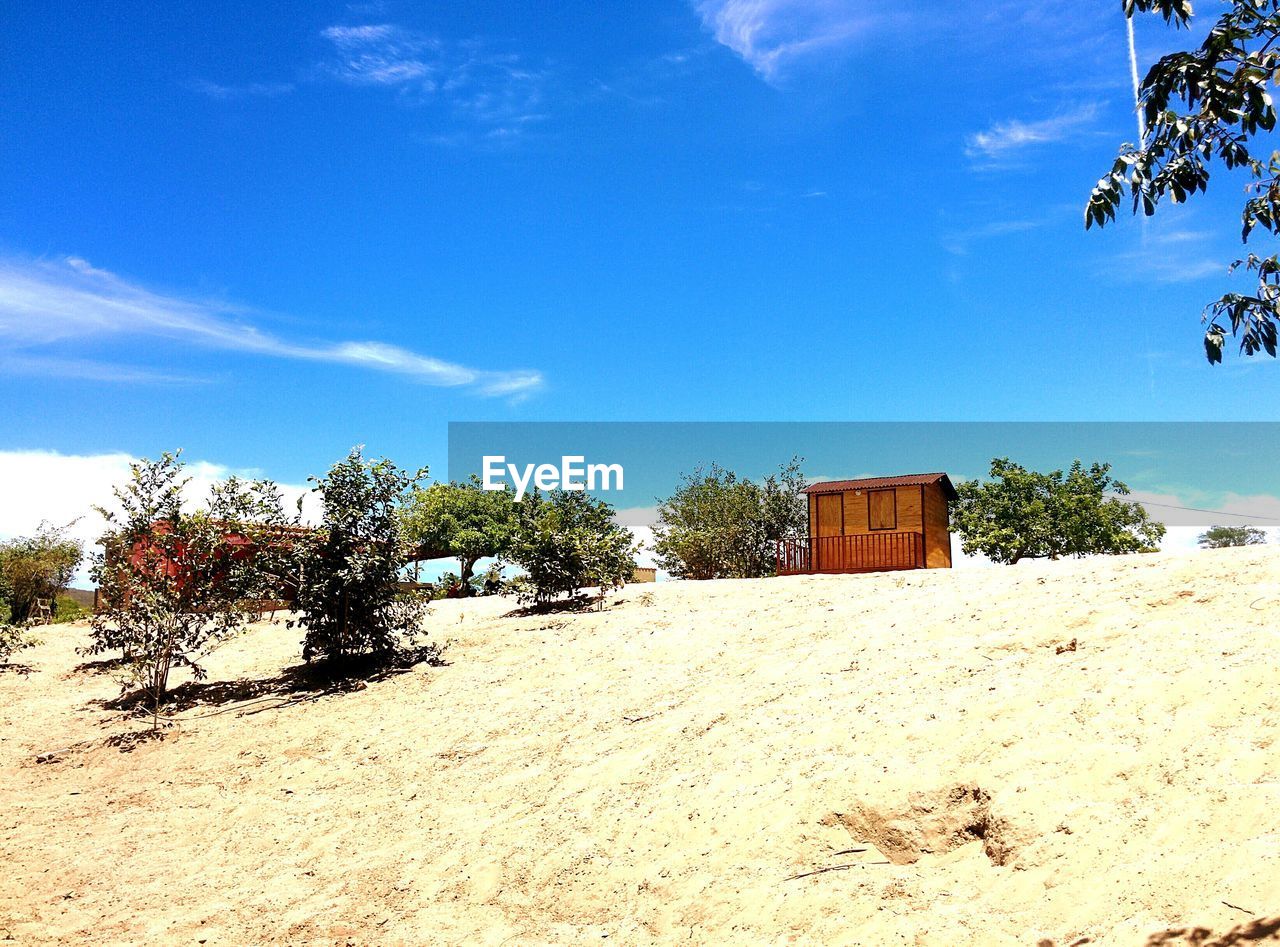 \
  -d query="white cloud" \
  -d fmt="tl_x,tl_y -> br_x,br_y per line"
0,450 -> 322,587
0,354 -> 207,385
965,104 -> 1099,163
0,256 -> 543,397
1127,489 -> 1280,528
318,24 -> 549,141
941,218 -> 1046,257
1106,226 -> 1227,285
320,24 -> 438,86
693,0 -> 875,82
192,79 -> 295,99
